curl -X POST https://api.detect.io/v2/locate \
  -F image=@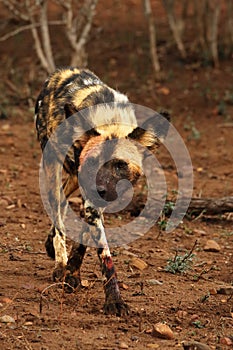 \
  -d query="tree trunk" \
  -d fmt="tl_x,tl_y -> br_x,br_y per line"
144,0 -> 160,74
162,0 -> 186,58
208,0 -> 220,68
